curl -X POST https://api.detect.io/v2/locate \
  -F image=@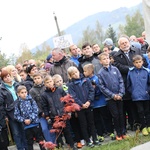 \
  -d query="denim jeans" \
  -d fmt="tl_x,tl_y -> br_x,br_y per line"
9,119 -> 28,150
39,117 -> 56,143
